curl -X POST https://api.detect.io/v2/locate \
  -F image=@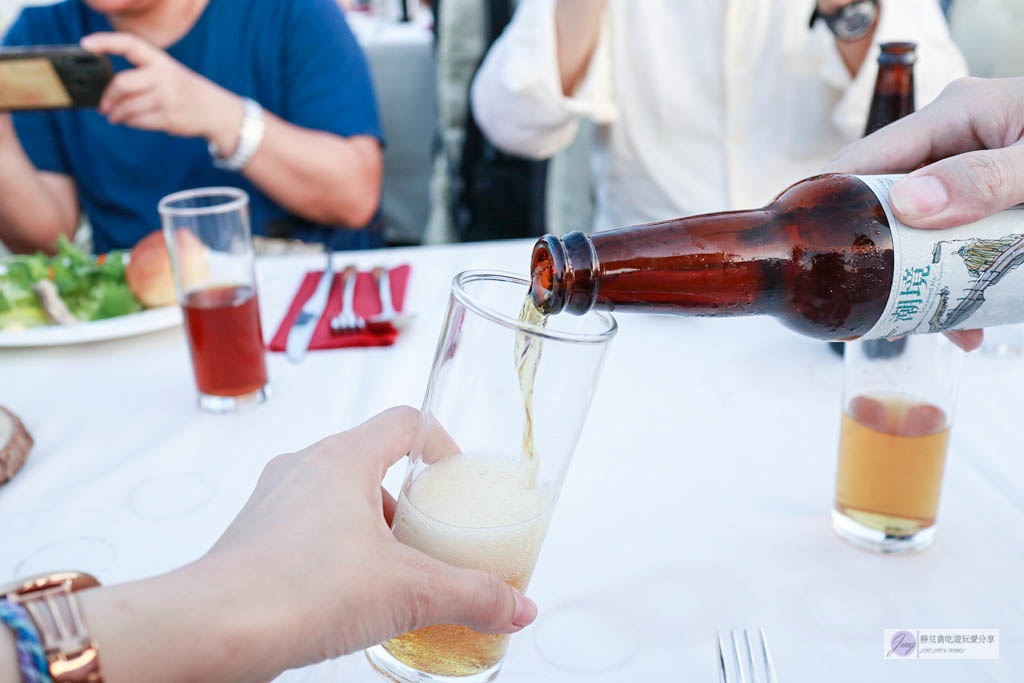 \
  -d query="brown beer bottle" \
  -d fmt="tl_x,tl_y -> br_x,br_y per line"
835,42 -> 917,354
531,164 -> 1024,339
529,174 -> 896,341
